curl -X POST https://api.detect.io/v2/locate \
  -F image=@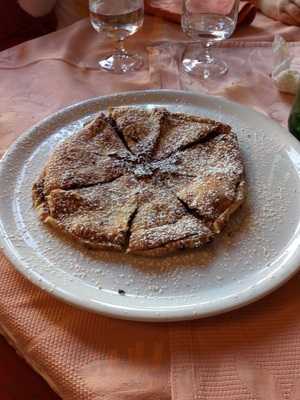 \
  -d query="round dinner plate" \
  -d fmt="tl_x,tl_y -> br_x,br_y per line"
1,90 -> 300,322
